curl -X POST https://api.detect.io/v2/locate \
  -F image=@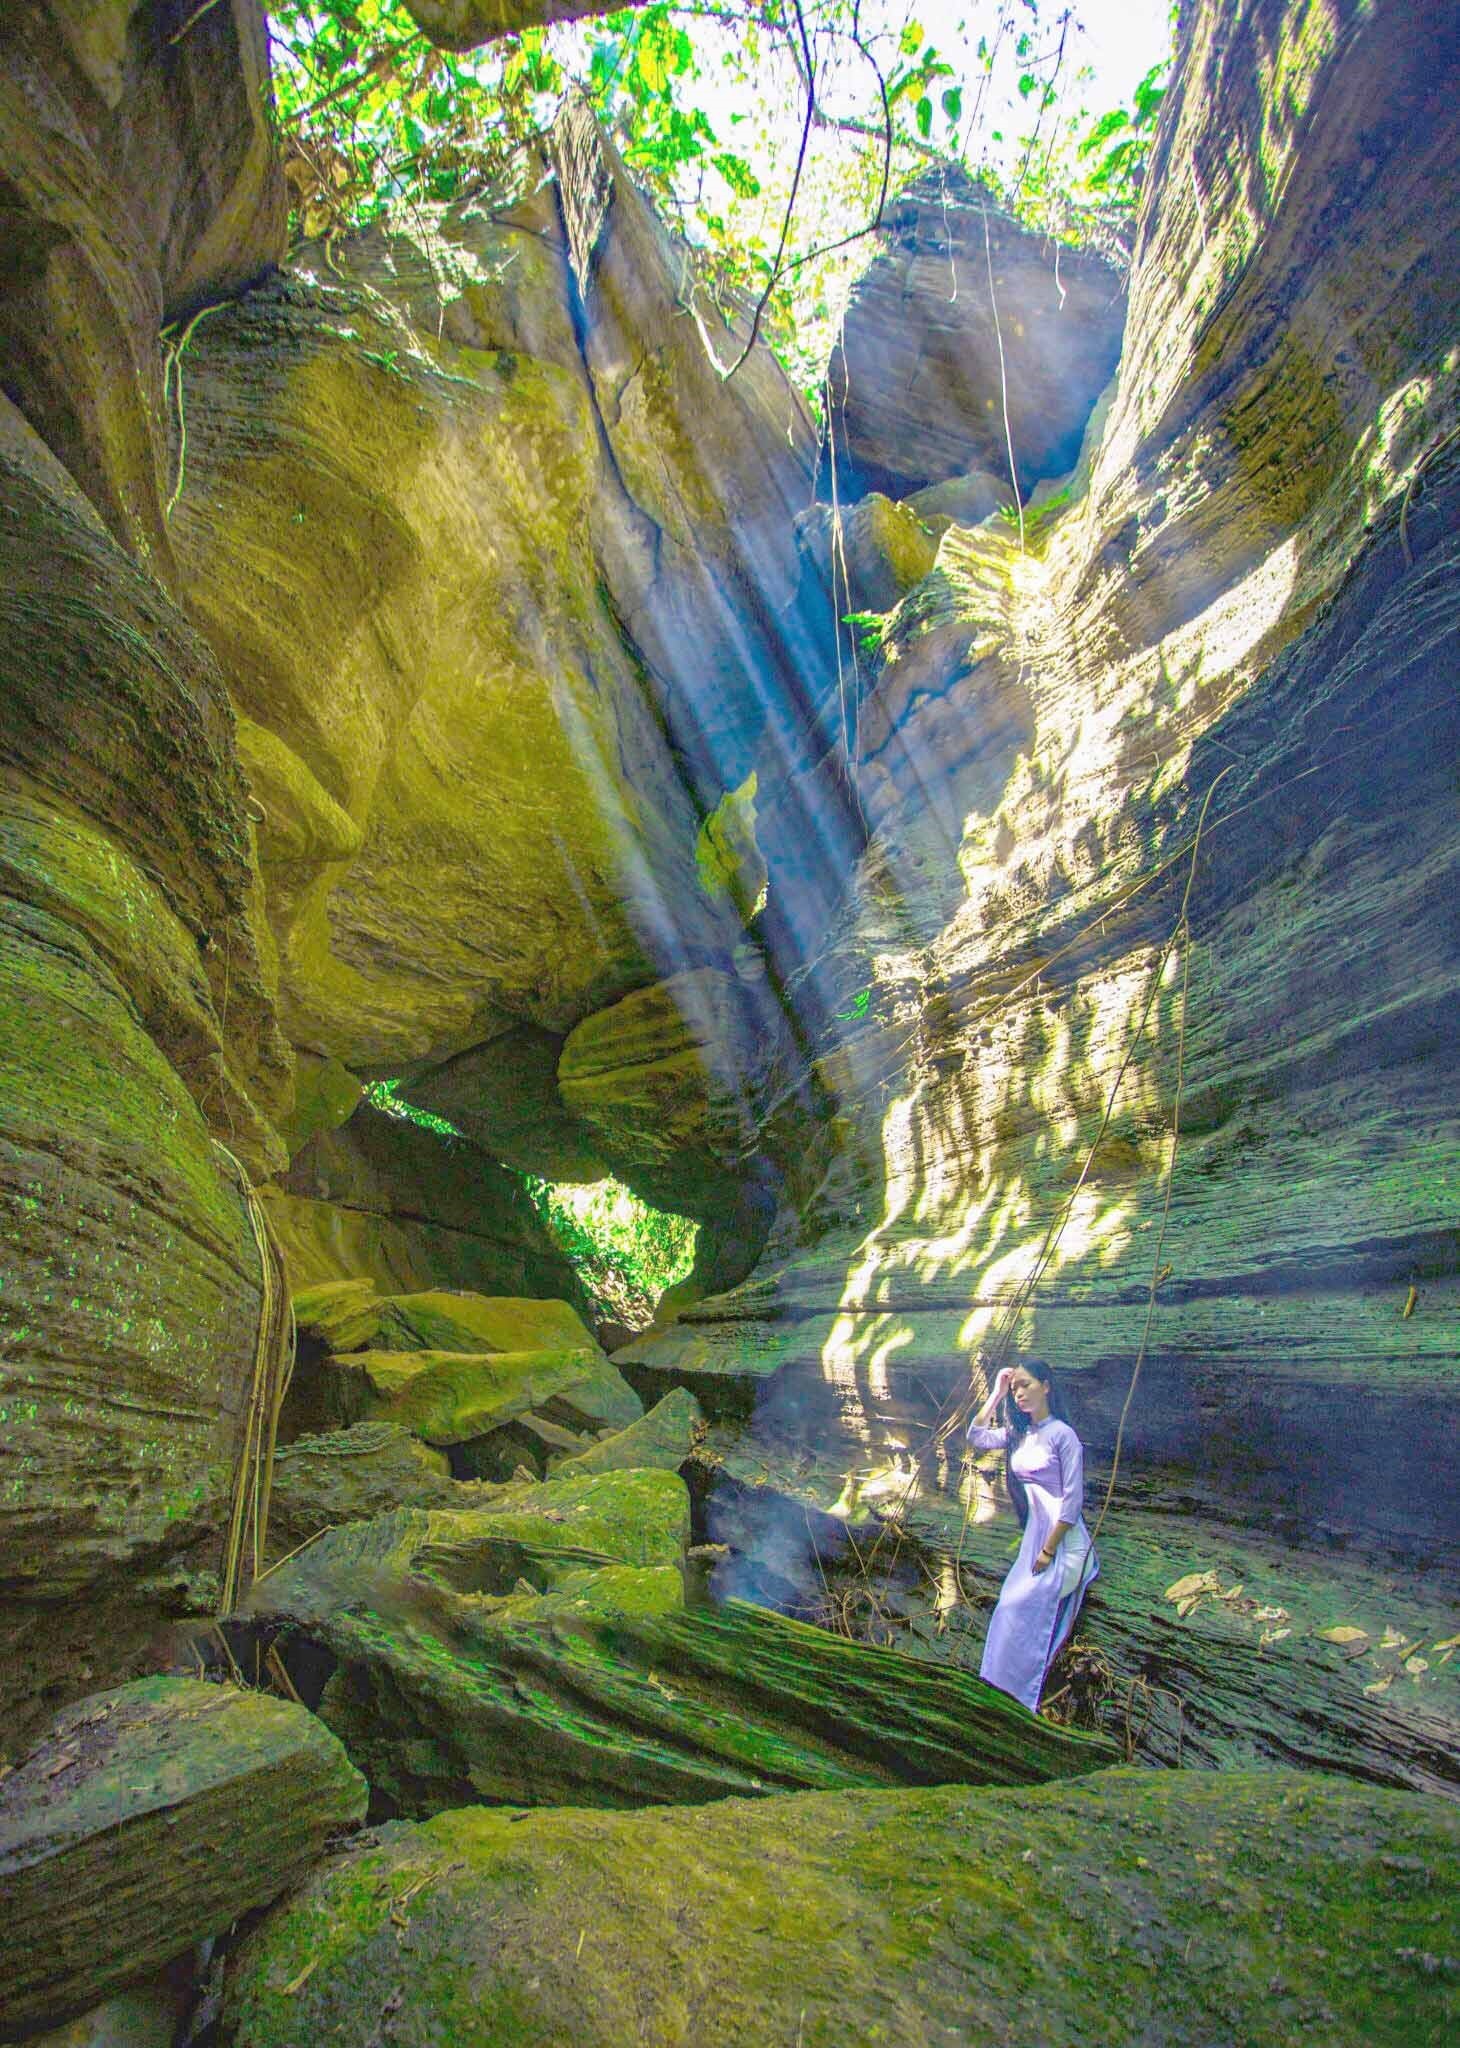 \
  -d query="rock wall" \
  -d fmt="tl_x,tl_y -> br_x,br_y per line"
626,0 -> 1460,1558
